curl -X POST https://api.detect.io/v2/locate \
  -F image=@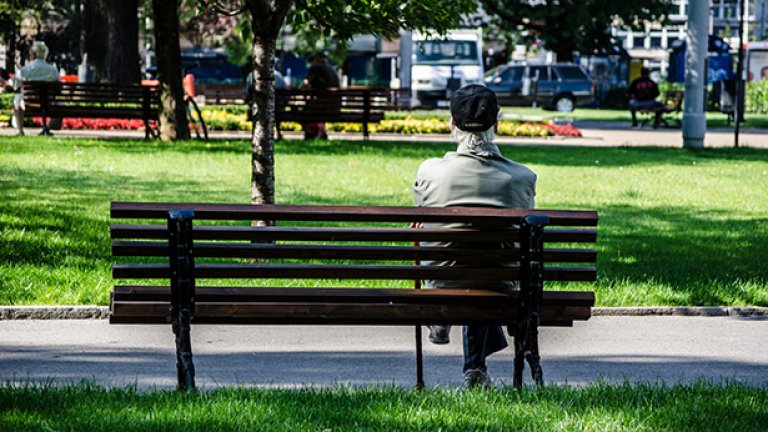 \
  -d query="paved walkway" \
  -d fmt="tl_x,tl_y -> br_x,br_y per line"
1,316 -> 766,390
2,121 -> 767,148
